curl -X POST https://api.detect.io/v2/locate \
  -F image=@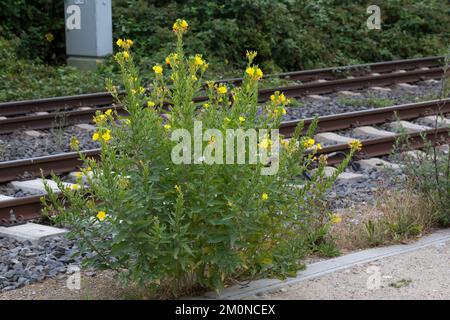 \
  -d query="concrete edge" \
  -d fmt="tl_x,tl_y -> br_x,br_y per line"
202,228 -> 450,300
